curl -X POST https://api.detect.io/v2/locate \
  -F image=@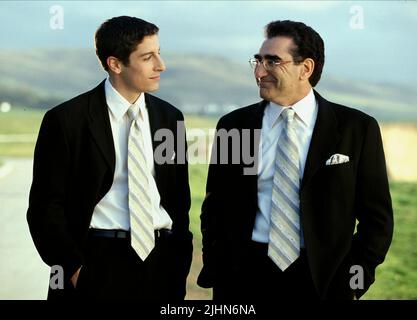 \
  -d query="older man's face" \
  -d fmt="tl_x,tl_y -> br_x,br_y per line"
254,36 -> 304,105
